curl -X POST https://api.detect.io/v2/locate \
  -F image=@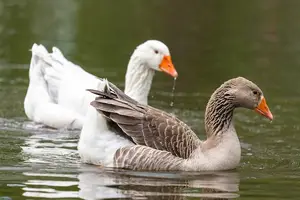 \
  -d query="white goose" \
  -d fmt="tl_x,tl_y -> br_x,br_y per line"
24,40 -> 178,129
